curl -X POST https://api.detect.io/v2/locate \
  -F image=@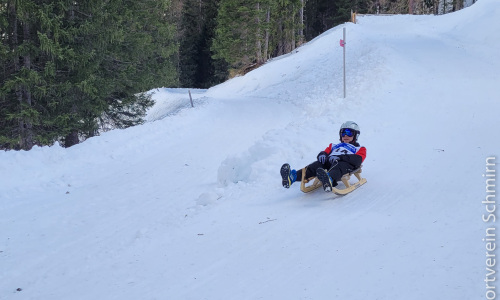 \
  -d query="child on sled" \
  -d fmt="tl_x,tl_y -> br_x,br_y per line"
281,121 -> 367,192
